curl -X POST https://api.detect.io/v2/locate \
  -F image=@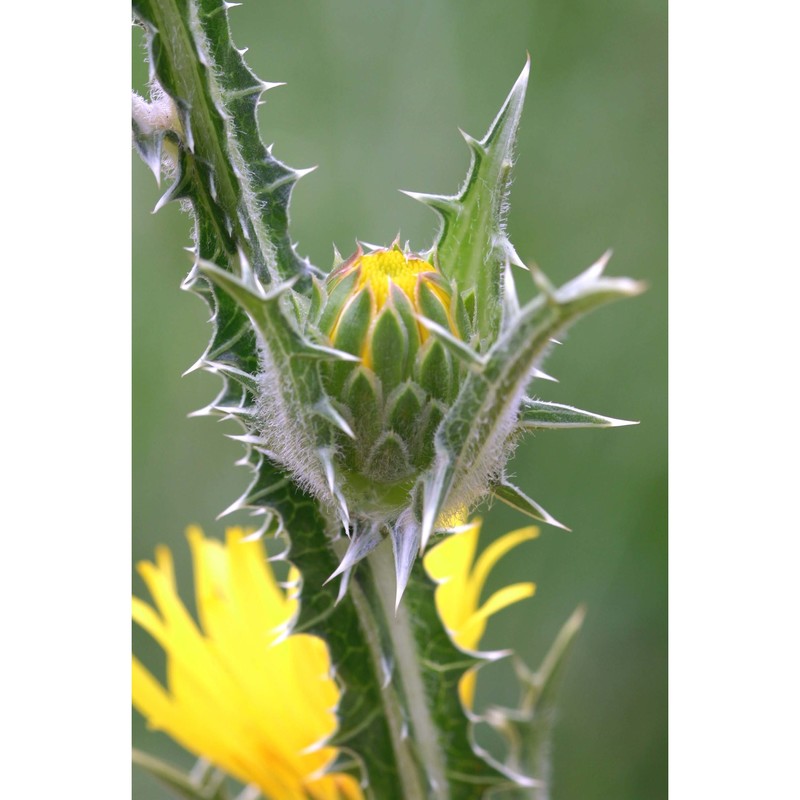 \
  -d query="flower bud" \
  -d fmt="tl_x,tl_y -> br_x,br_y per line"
317,244 -> 470,512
